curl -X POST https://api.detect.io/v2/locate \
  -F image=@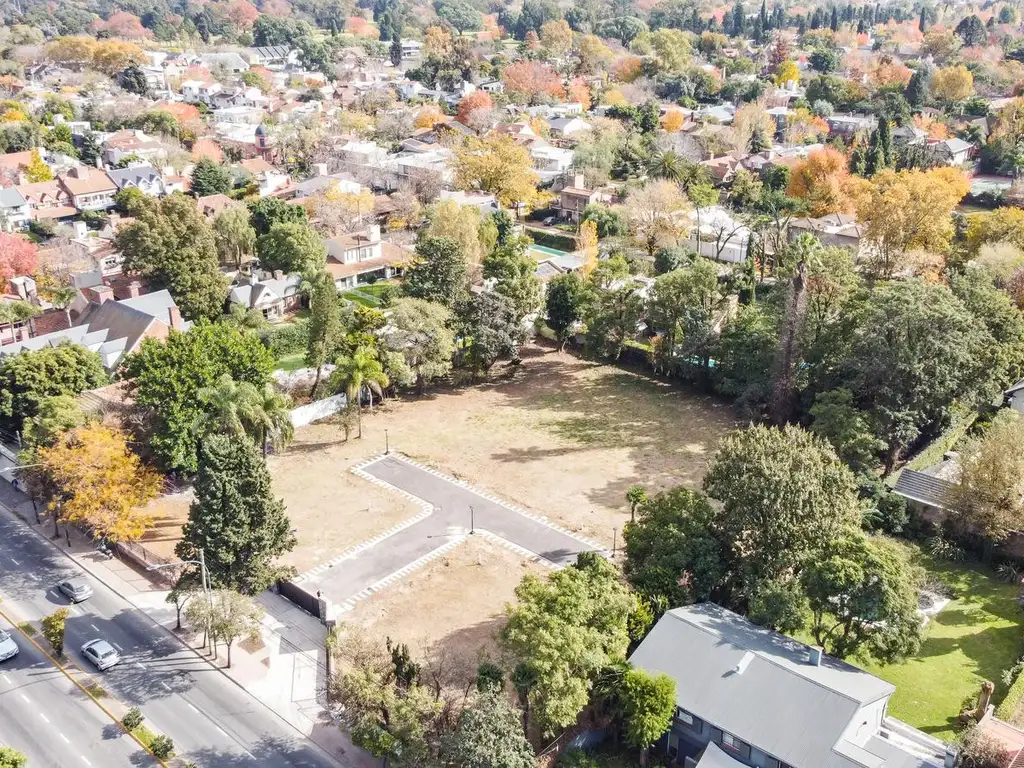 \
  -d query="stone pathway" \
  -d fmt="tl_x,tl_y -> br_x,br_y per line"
294,453 -> 606,614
